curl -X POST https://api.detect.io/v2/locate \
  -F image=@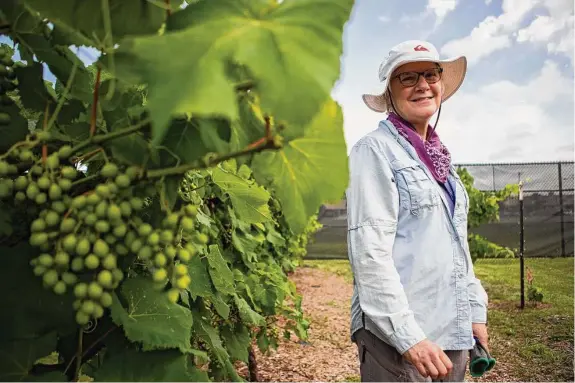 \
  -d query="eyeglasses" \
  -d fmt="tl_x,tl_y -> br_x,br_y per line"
393,67 -> 443,87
